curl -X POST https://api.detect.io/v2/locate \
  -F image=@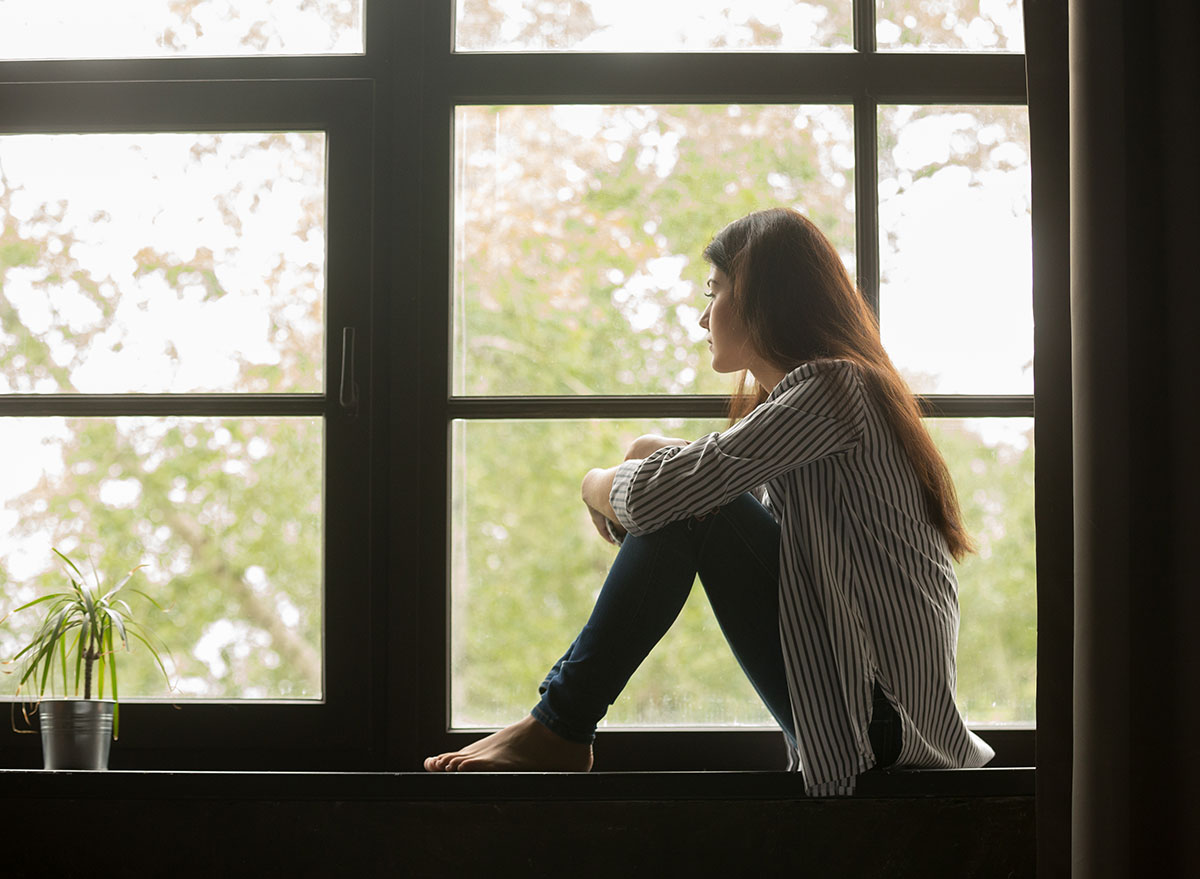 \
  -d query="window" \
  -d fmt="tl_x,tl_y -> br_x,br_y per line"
428,0 -> 1035,767
1,0 -> 1045,773
0,65 -> 374,762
